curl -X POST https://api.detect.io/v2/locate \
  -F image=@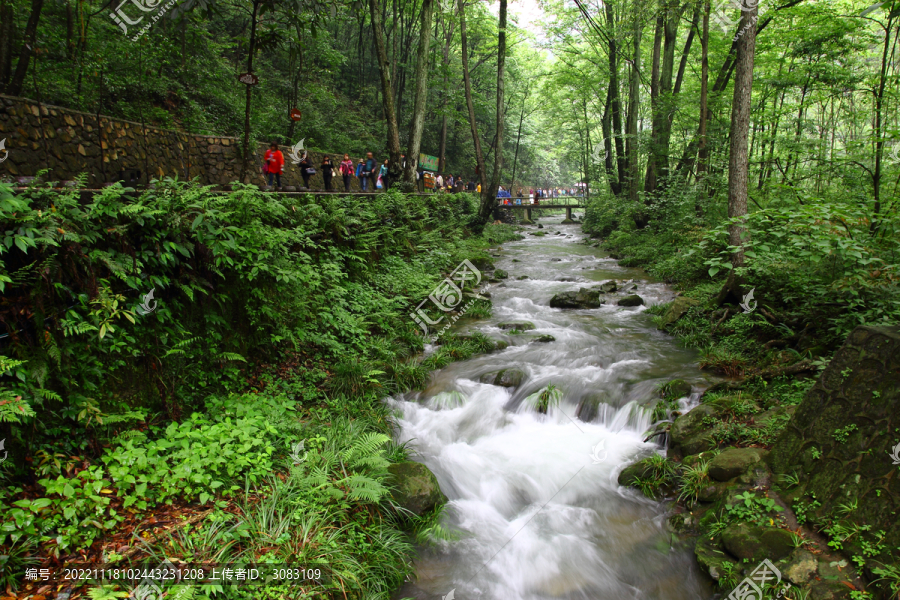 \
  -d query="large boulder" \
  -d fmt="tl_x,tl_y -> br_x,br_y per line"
481,368 -> 527,388
549,288 -> 604,309
708,447 -> 765,481
768,326 -> 900,558
494,269 -> 509,279
721,523 -> 794,562
670,404 -> 721,457
660,378 -> 692,400
658,296 -> 700,329
596,281 -> 617,293
387,461 -> 447,517
617,294 -> 645,307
